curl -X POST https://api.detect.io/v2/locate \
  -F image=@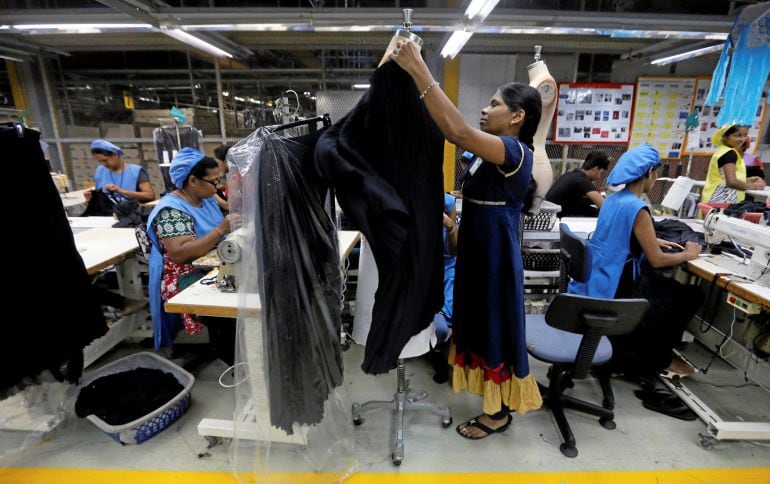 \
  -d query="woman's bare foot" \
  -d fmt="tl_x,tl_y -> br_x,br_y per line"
666,356 -> 696,376
456,413 -> 511,439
